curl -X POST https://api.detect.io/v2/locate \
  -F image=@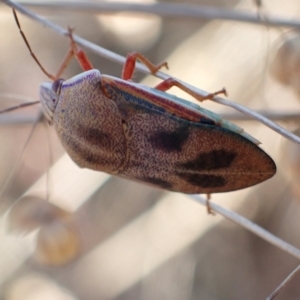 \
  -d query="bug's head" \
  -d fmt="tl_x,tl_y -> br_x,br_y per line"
39,78 -> 64,124
39,70 -> 102,124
